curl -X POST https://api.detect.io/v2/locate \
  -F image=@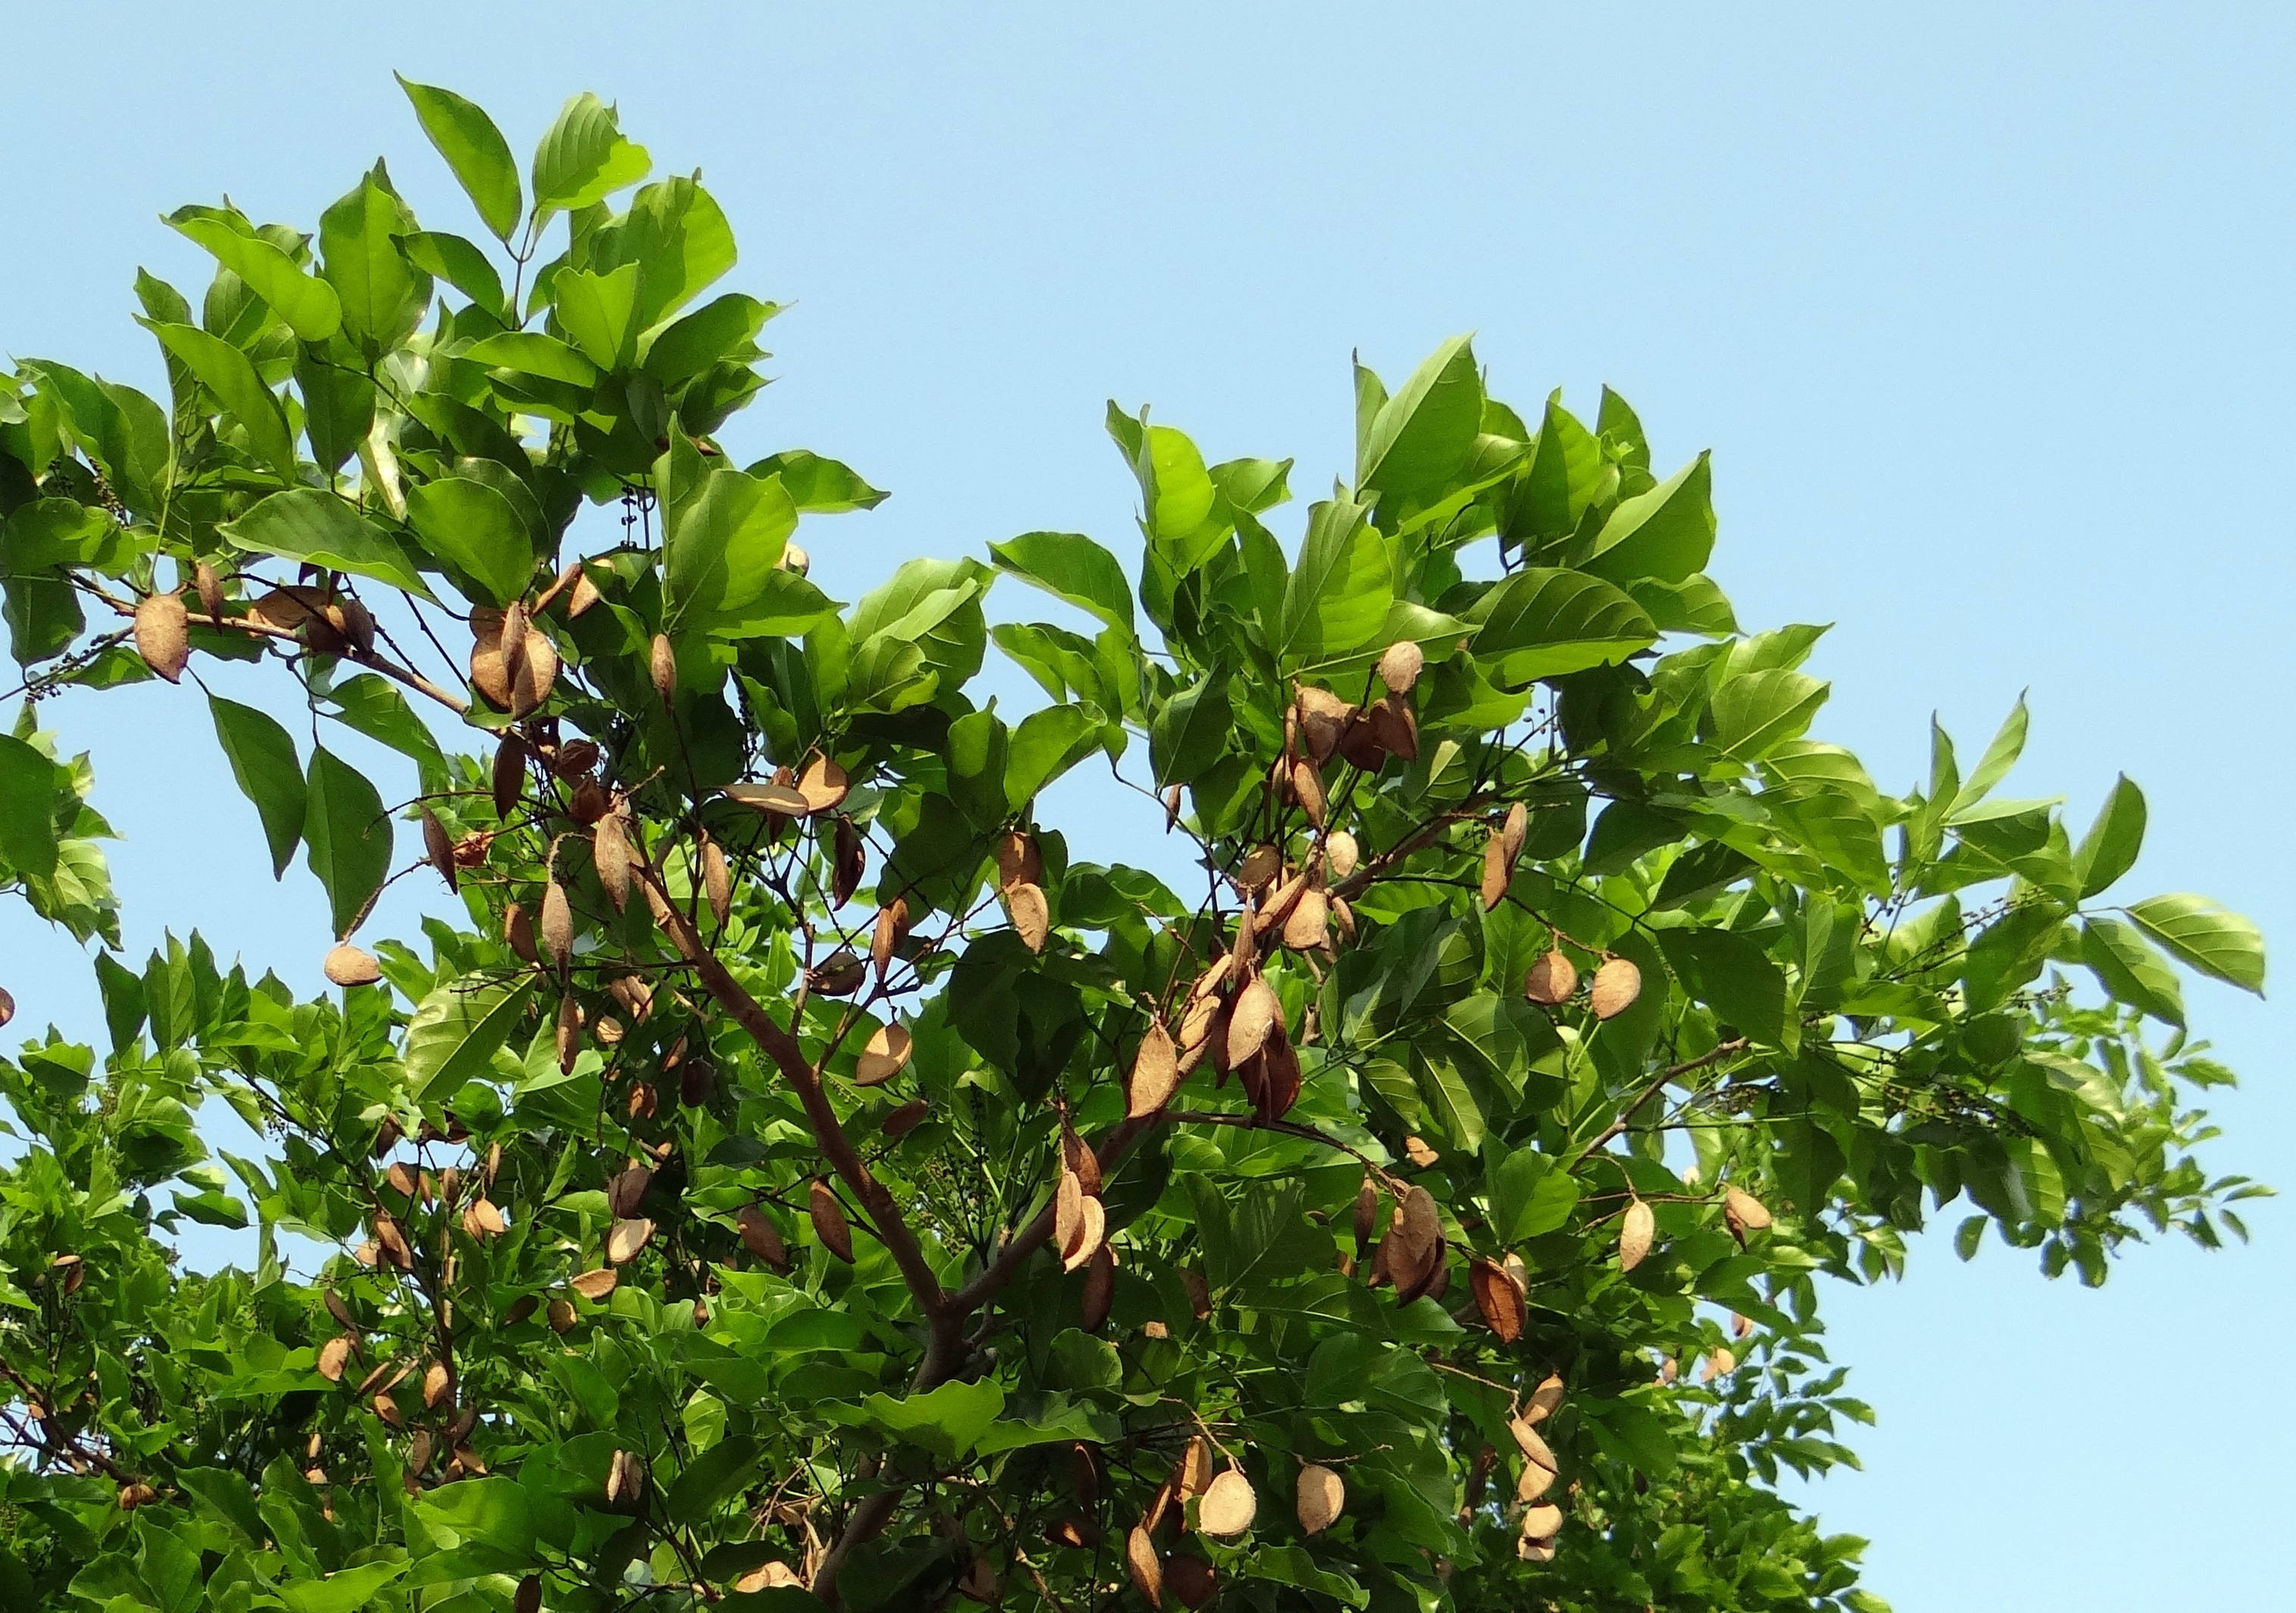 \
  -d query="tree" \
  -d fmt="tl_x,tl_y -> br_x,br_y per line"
0,81 -> 2266,1613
